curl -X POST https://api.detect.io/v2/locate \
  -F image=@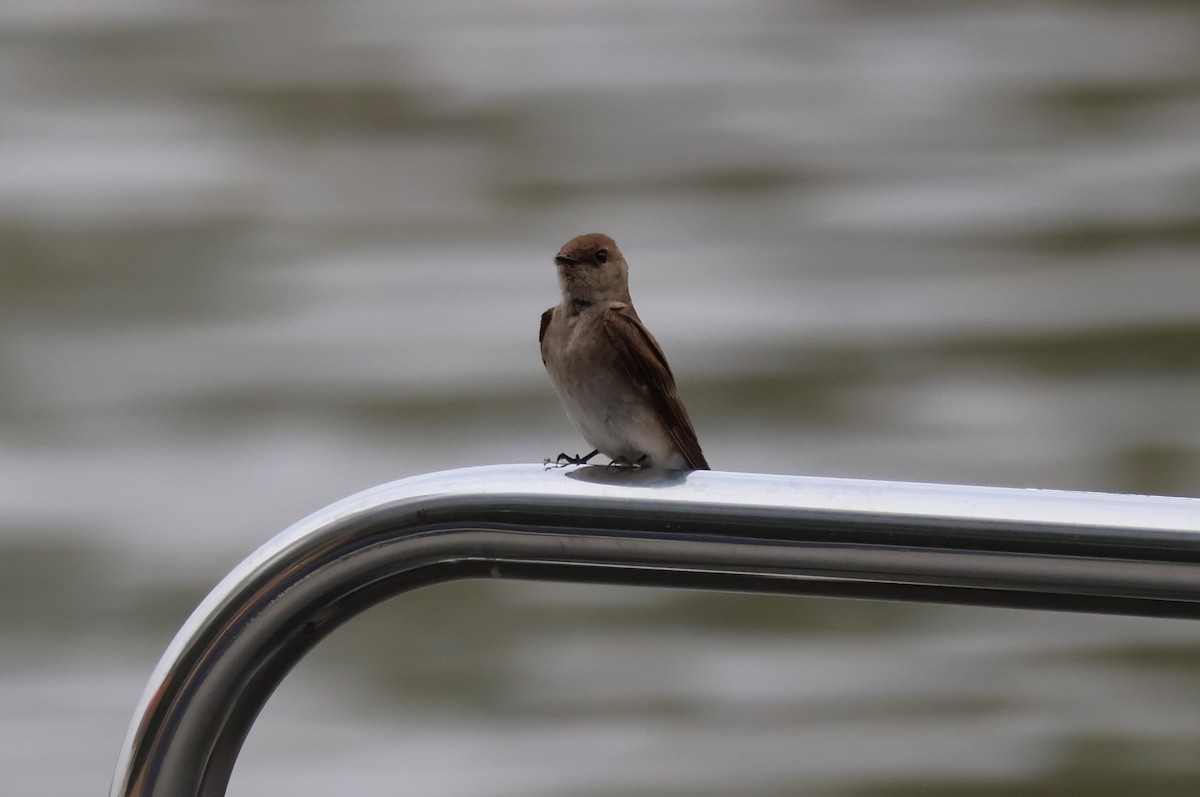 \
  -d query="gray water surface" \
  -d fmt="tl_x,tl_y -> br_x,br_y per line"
3,1 -> 1200,795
